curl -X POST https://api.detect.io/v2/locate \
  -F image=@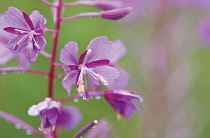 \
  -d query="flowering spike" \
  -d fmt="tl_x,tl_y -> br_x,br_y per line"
100,7 -> 132,20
